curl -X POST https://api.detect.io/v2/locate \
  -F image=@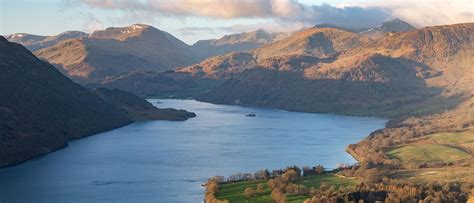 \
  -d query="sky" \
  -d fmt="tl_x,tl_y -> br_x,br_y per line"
1,0 -> 473,44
